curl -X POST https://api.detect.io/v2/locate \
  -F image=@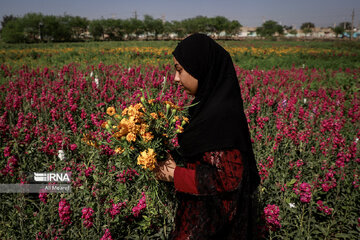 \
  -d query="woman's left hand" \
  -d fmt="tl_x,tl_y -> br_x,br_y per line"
154,155 -> 176,182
